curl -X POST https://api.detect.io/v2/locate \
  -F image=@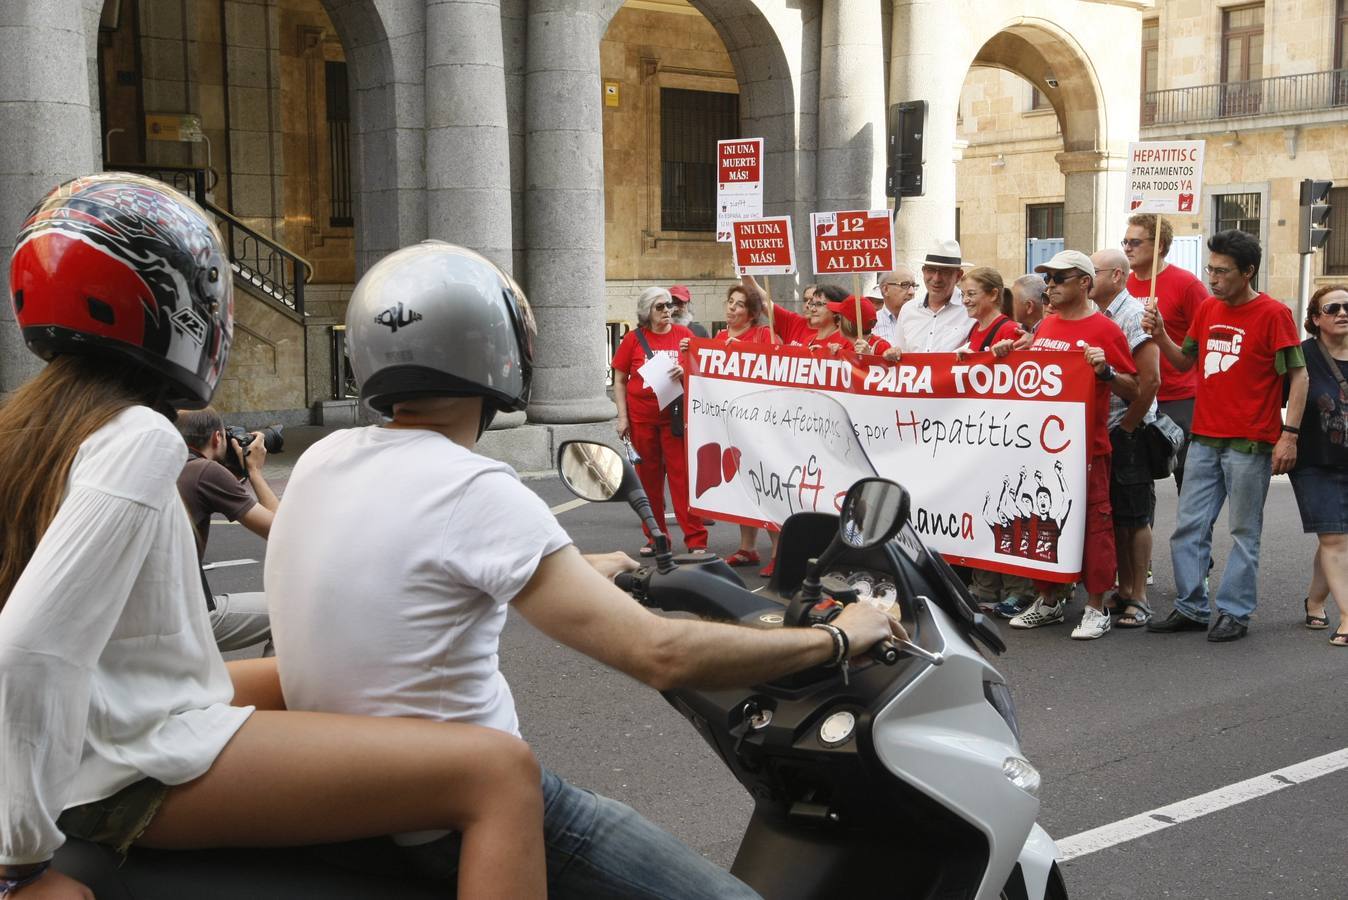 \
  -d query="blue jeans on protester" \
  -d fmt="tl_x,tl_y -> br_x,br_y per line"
1170,440 -> 1273,626
368,768 -> 760,898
